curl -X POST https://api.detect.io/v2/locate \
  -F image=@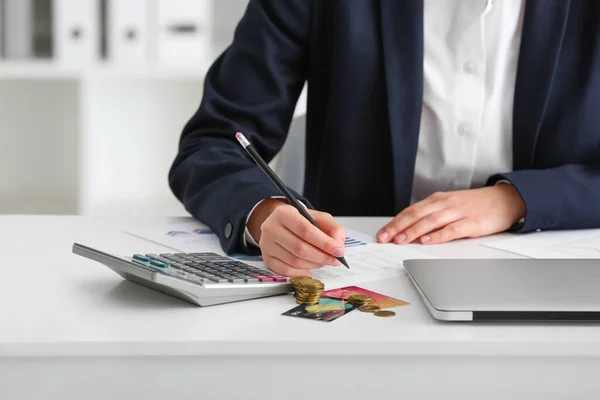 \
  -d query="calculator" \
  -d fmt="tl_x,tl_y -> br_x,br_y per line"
72,243 -> 293,306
